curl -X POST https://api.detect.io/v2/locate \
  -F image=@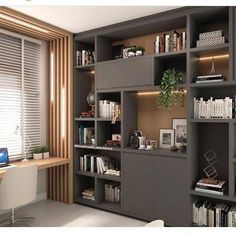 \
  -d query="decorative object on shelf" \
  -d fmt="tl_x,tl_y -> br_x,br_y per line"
135,46 -> 145,56
127,47 -> 136,58
123,46 -> 136,58
157,68 -> 183,108
159,129 -> 175,149
32,147 -> 43,160
196,30 -> 225,48
130,130 -> 143,149
195,57 -> 225,84
193,97 -> 233,119
170,145 -> 178,152
79,91 -> 95,118
112,44 -> 124,59
154,31 -> 186,54
172,118 -> 187,147
112,134 -> 121,141
150,140 -> 157,149
179,144 -> 187,153
111,105 -> 121,124
91,135 -> 95,145
79,126 -> 95,145
105,140 -> 121,148
203,149 -> 218,180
